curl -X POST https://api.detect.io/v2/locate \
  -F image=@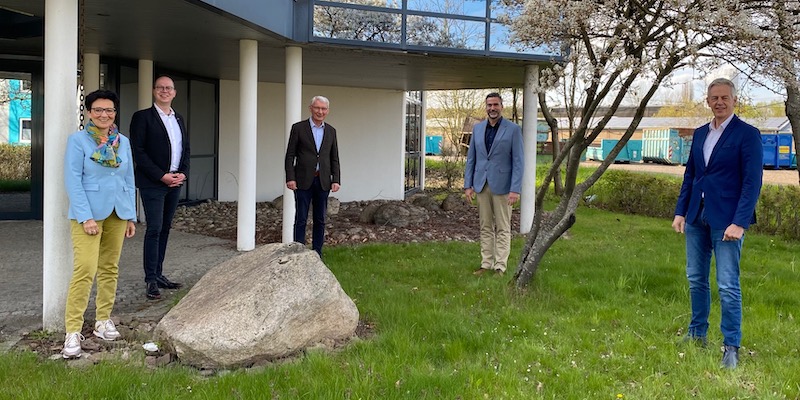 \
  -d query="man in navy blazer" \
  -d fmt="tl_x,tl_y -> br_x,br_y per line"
285,95 -> 341,256
672,78 -> 763,369
464,92 -> 524,275
130,75 -> 190,300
